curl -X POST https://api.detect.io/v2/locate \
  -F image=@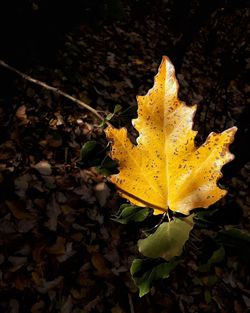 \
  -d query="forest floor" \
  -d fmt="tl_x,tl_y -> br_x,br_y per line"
0,2 -> 249,313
